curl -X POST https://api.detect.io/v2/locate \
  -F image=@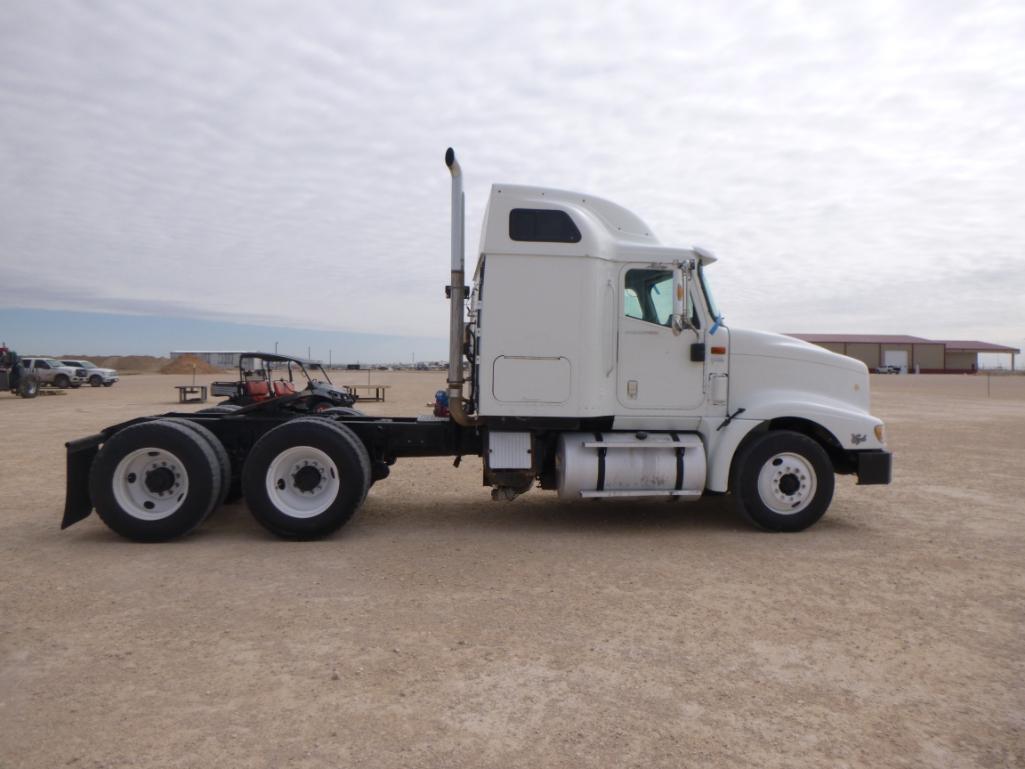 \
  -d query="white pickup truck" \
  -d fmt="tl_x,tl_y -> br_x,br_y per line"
20,357 -> 87,389
62,359 -> 119,387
